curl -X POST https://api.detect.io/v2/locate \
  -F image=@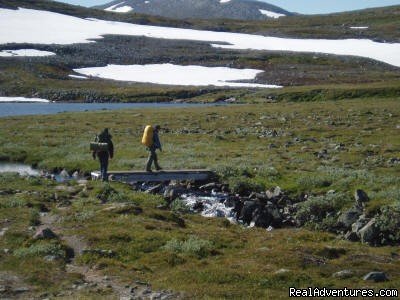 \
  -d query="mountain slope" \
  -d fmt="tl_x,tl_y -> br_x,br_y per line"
95,0 -> 293,20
